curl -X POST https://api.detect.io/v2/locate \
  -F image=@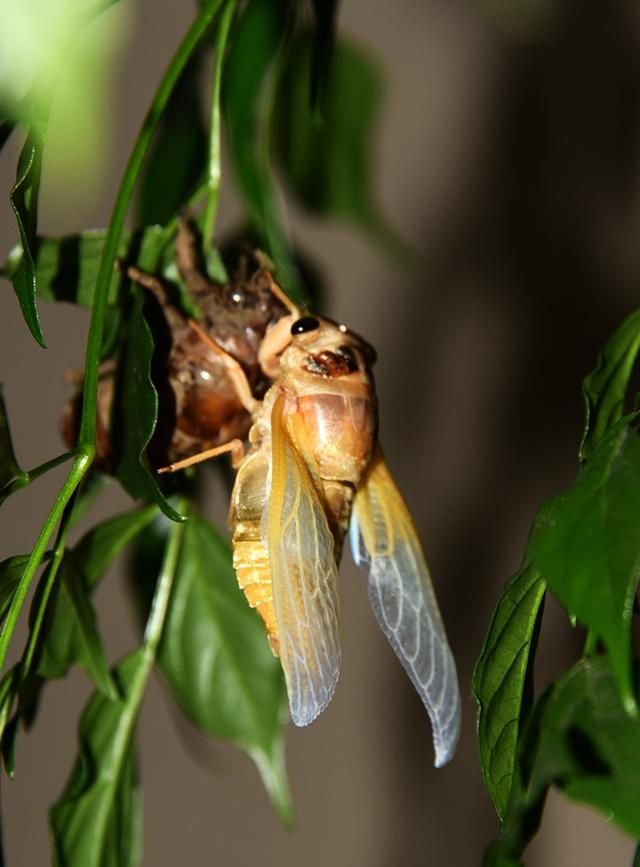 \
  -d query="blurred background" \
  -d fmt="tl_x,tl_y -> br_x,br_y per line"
1,0 -> 639,864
